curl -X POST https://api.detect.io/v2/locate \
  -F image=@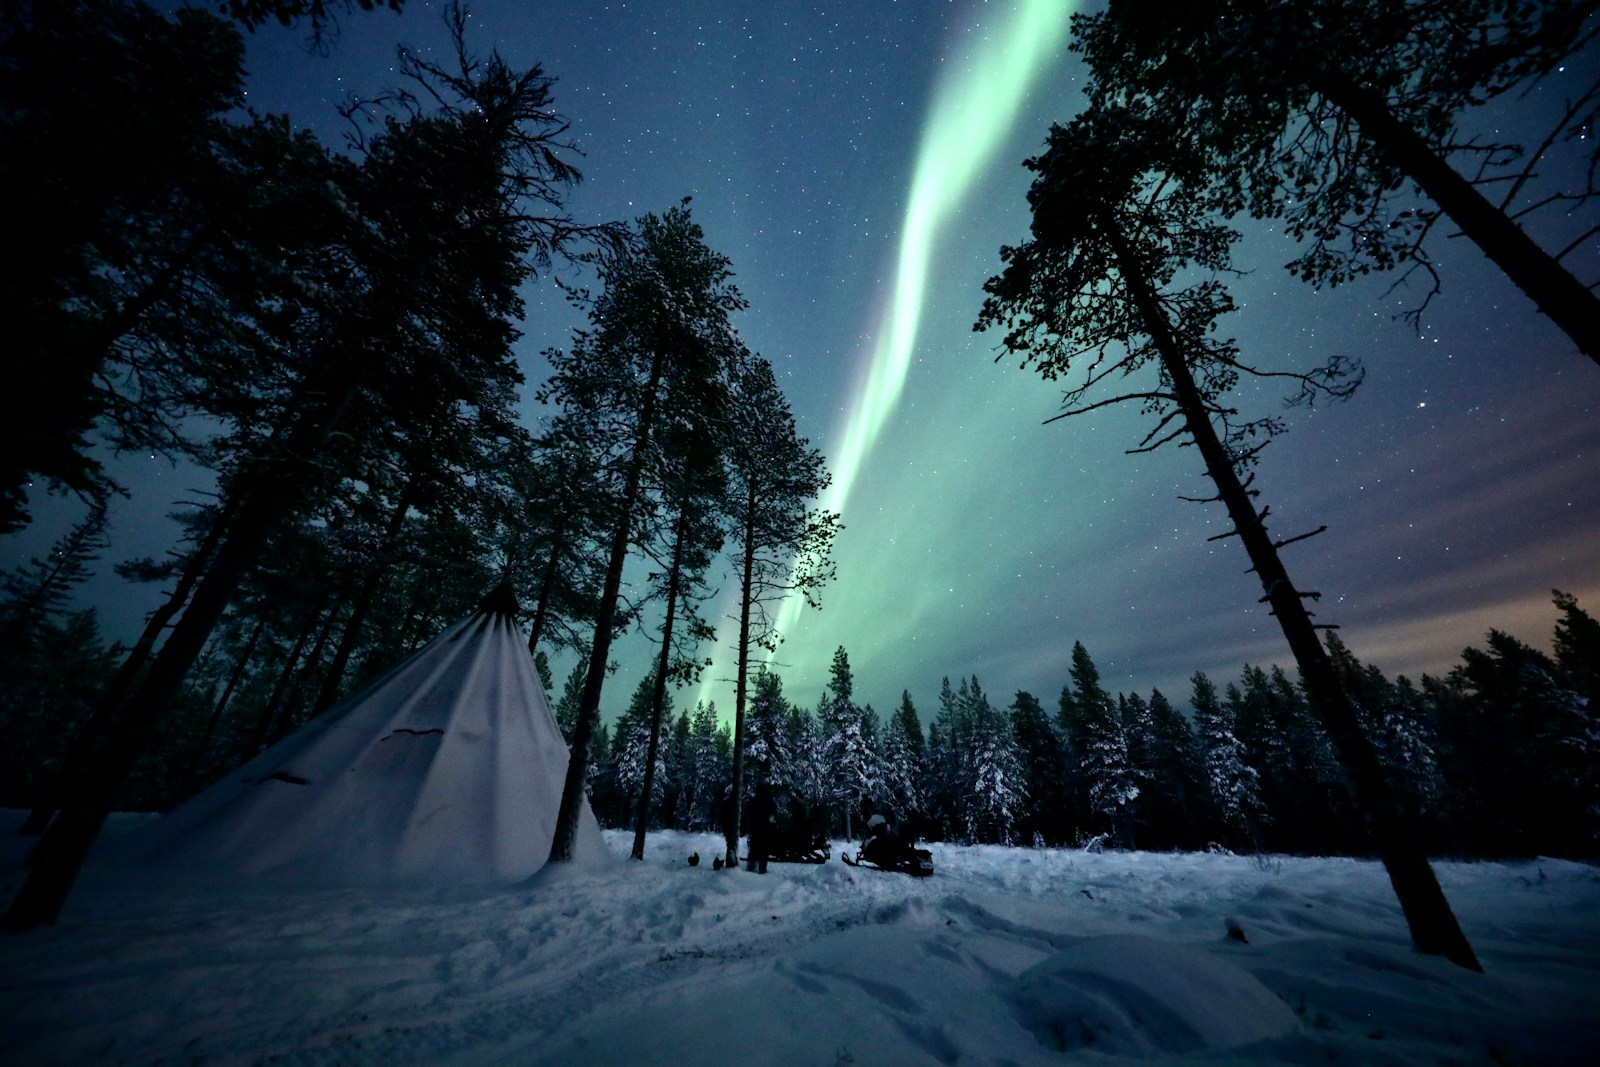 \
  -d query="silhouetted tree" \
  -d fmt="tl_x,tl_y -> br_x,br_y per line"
1072,0 -> 1600,364
5,16 -> 610,928
720,353 -> 839,865
542,201 -> 742,864
978,102 -> 1479,968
